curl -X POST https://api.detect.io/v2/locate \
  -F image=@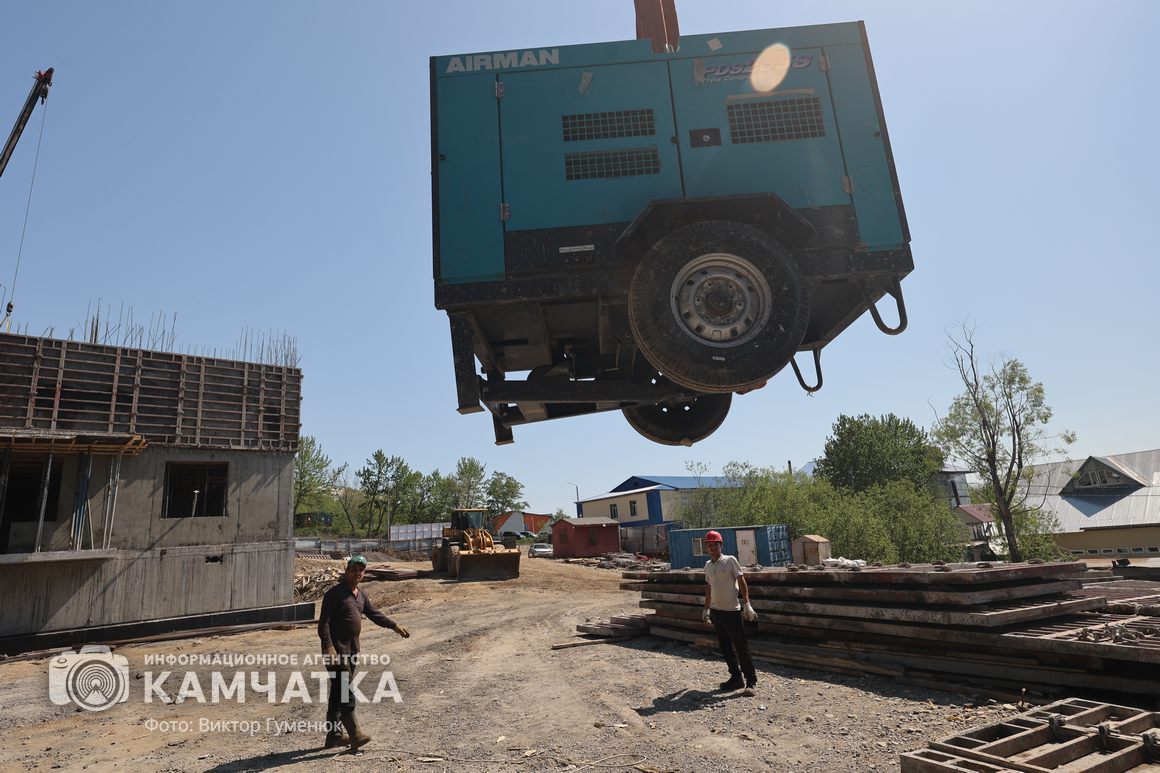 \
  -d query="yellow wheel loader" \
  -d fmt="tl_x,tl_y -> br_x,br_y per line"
431,508 -> 520,581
